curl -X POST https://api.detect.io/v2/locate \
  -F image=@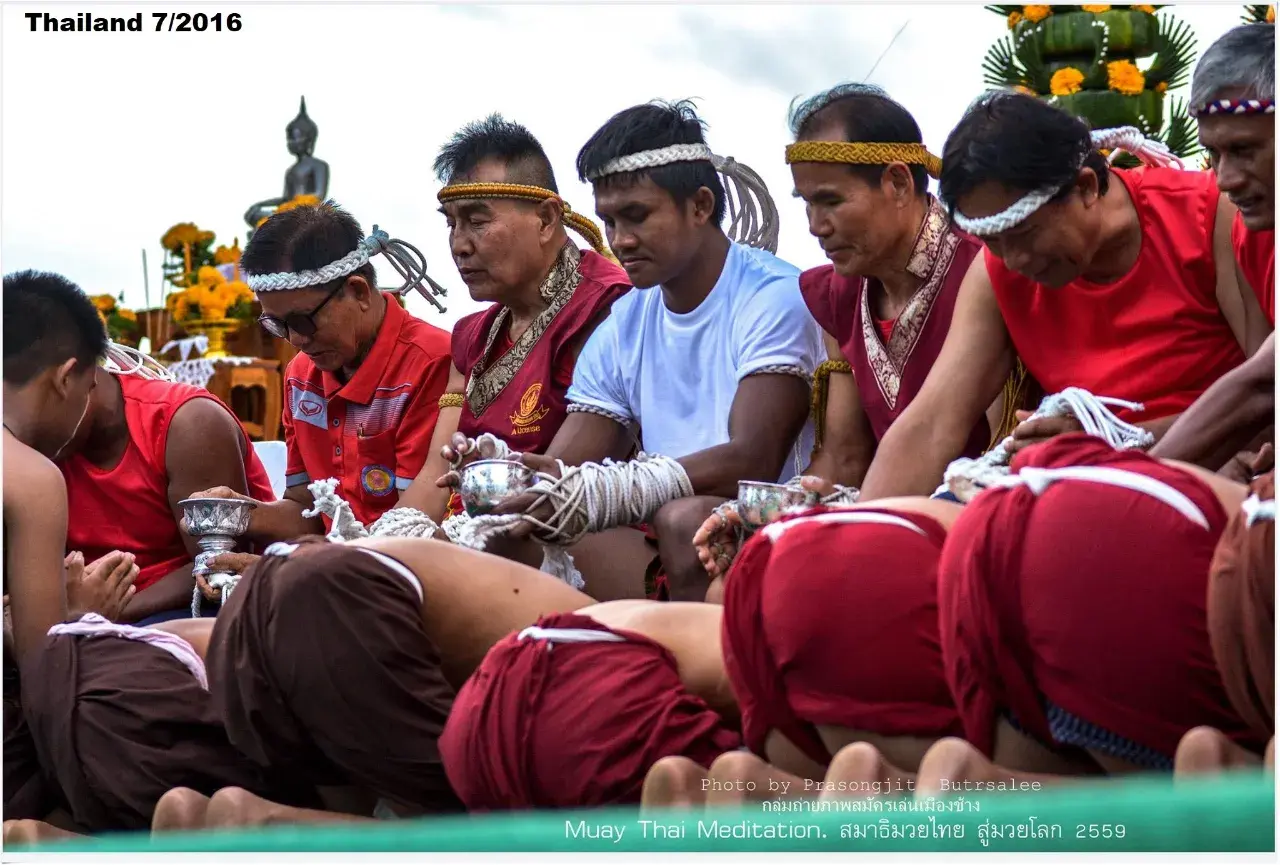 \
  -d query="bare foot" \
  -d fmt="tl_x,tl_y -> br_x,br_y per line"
641,756 -> 710,811
821,742 -> 914,799
914,738 -> 987,797
702,750 -> 808,804
152,787 -> 212,832
1173,726 -> 1263,778
3,820 -> 81,845
204,787 -> 372,828
915,737 -> 1066,797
